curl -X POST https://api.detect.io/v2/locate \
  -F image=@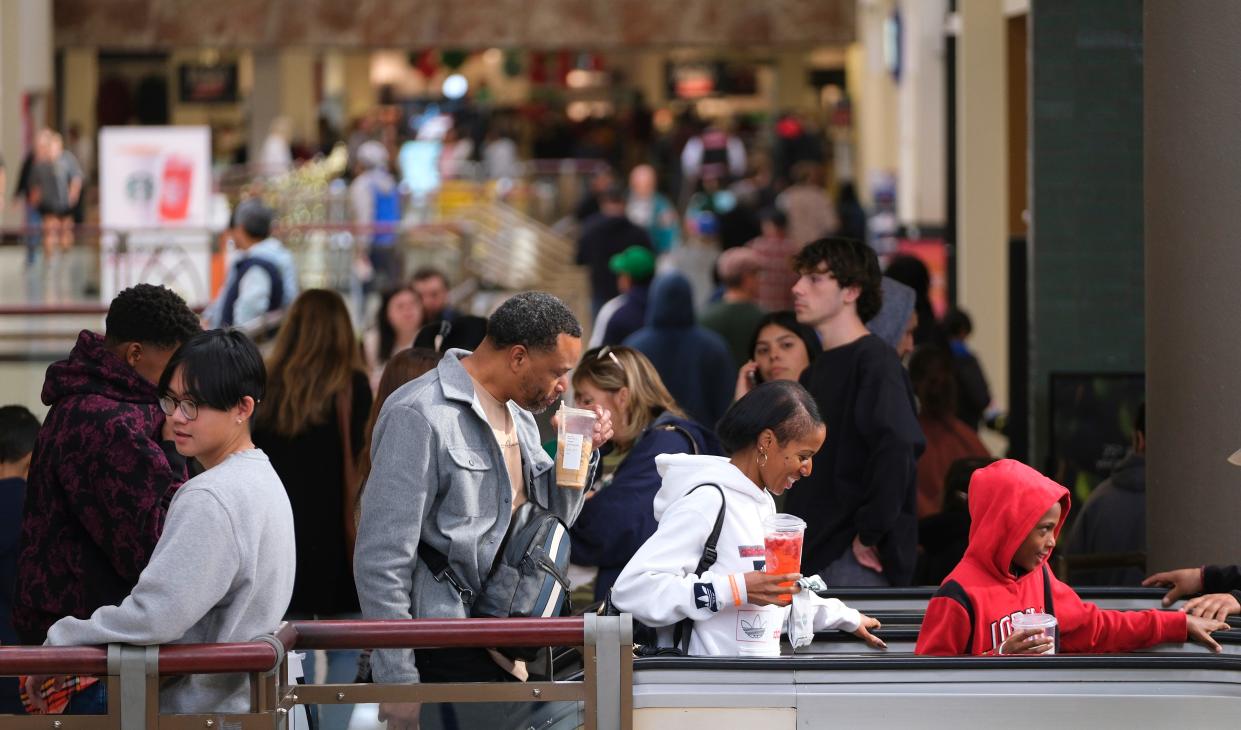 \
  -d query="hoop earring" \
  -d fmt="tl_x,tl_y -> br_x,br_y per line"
757,449 -> 768,468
